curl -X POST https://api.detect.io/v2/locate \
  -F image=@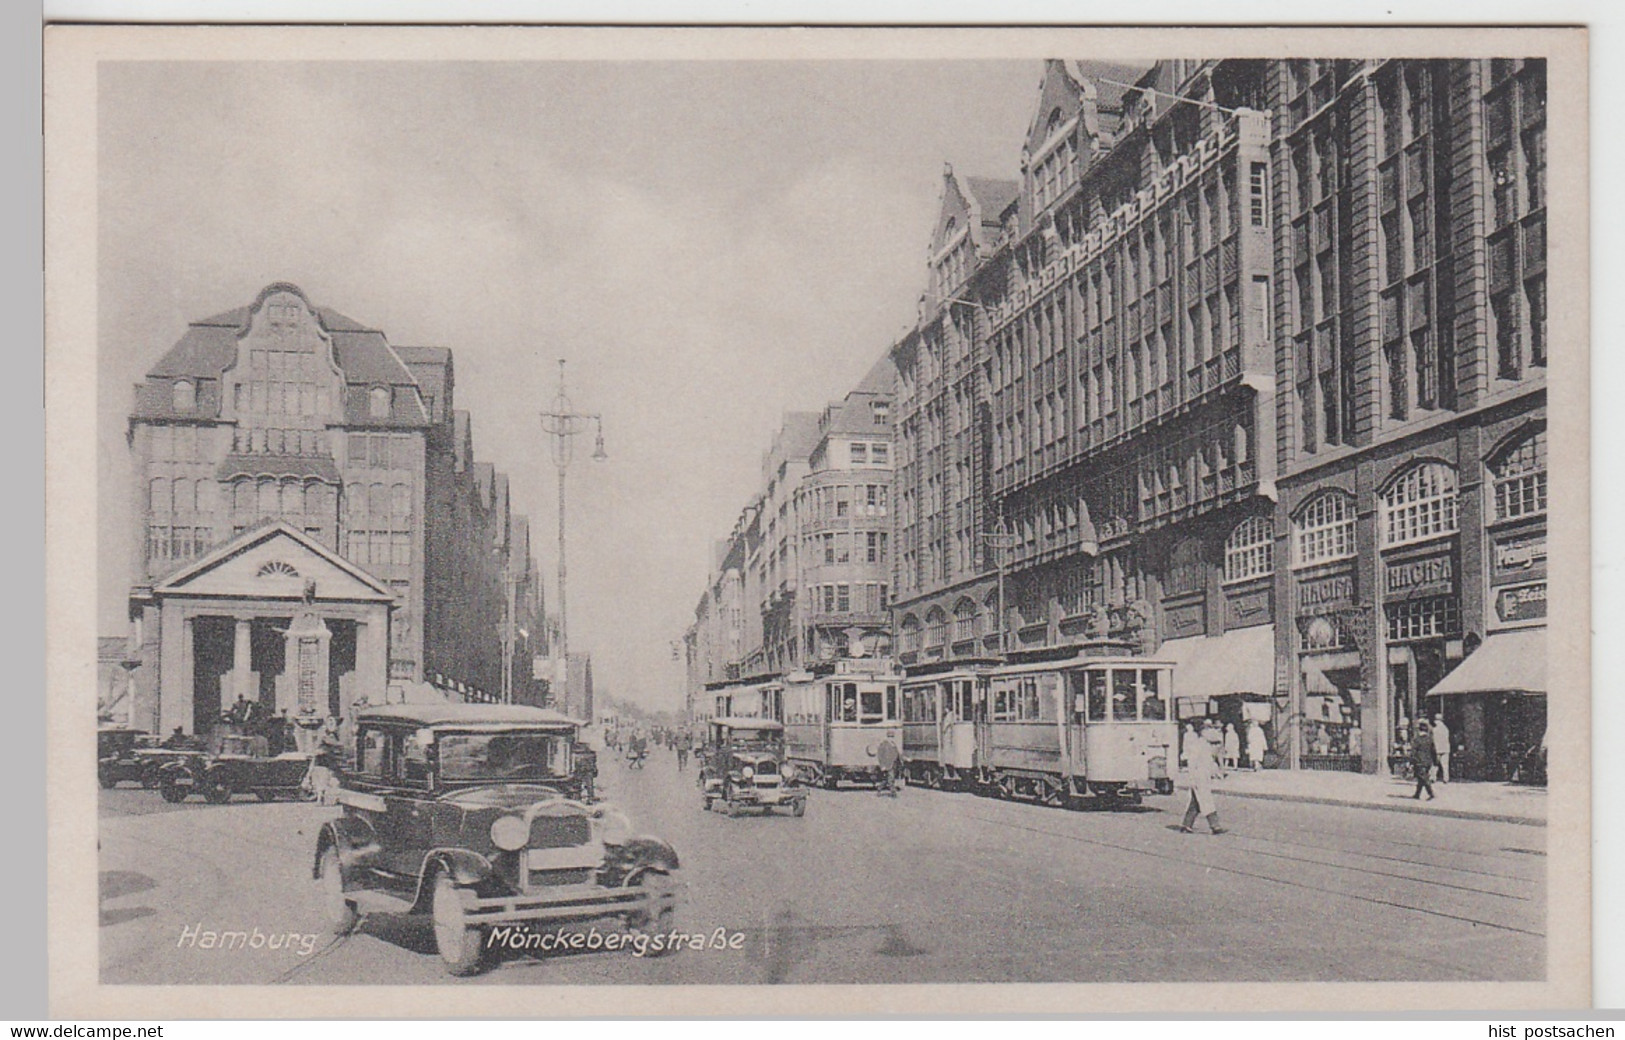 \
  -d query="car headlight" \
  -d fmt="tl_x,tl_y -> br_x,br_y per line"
490,814 -> 529,851
781,761 -> 796,781
594,806 -> 633,846
741,765 -> 755,780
